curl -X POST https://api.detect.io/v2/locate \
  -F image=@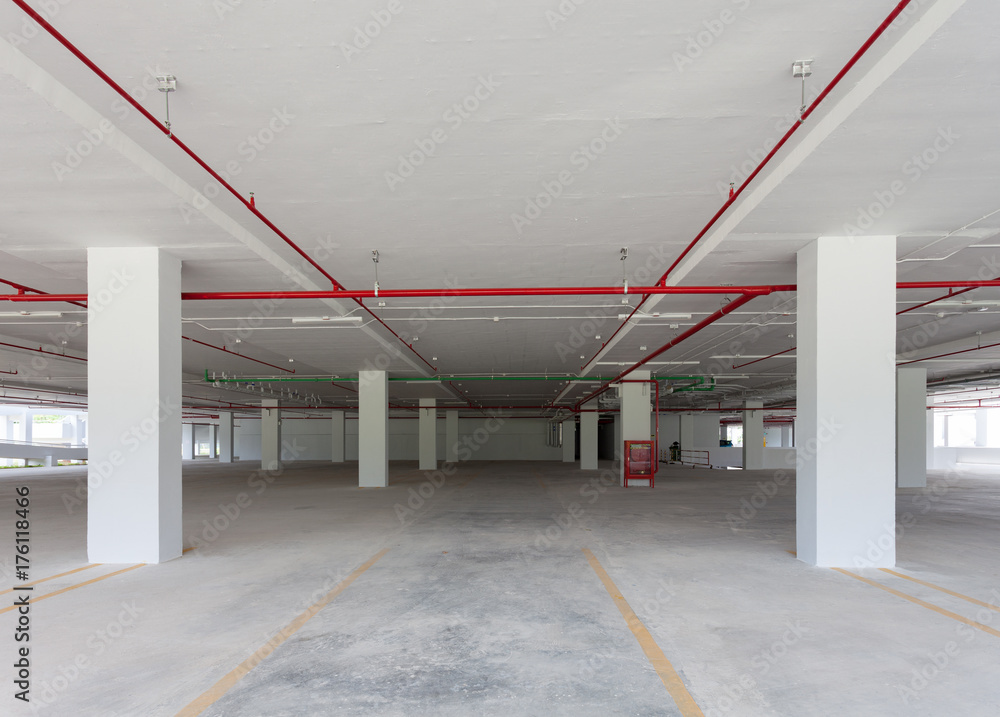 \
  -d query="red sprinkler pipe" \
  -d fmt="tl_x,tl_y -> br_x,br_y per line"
7,3 -> 437,373
732,347 -> 796,370
7,1 -> 341,291
2,285 -> 795,304
0,397 -> 88,408
578,0 -> 916,374
897,281 -> 1000,290
896,286 -> 982,316
896,341 -> 1000,367
14,280 -> 1000,305
657,0 -> 916,287
575,293 -> 760,410
0,340 -> 86,362
0,277 -> 87,309
183,336 -> 295,374
658,407 -> 797,412
184,285 -> 792,300
0,278 -> 301,375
